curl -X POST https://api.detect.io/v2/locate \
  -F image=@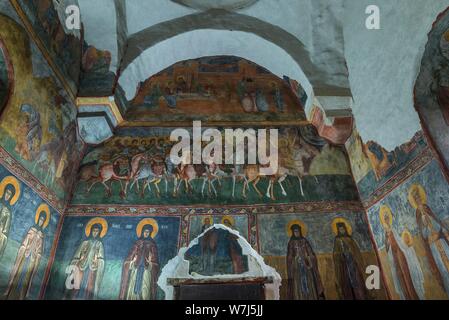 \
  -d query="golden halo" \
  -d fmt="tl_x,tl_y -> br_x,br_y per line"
408,184 -> 427,209
0,176 -> 21,205
85,217 -> 108,238
221,215 -> 235,227
202,215 -> 213,225
136,218 -> 159,239
286,220 -> 308,237
379,205 -> 393,229
331,217 -> 353,236
401,229 -> 413,247
35,203 -> 50,229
